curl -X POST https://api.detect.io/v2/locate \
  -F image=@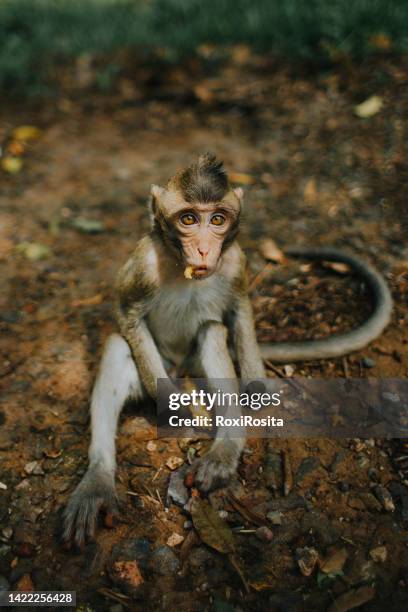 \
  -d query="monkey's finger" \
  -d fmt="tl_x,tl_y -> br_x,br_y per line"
62,498 -> 81,543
